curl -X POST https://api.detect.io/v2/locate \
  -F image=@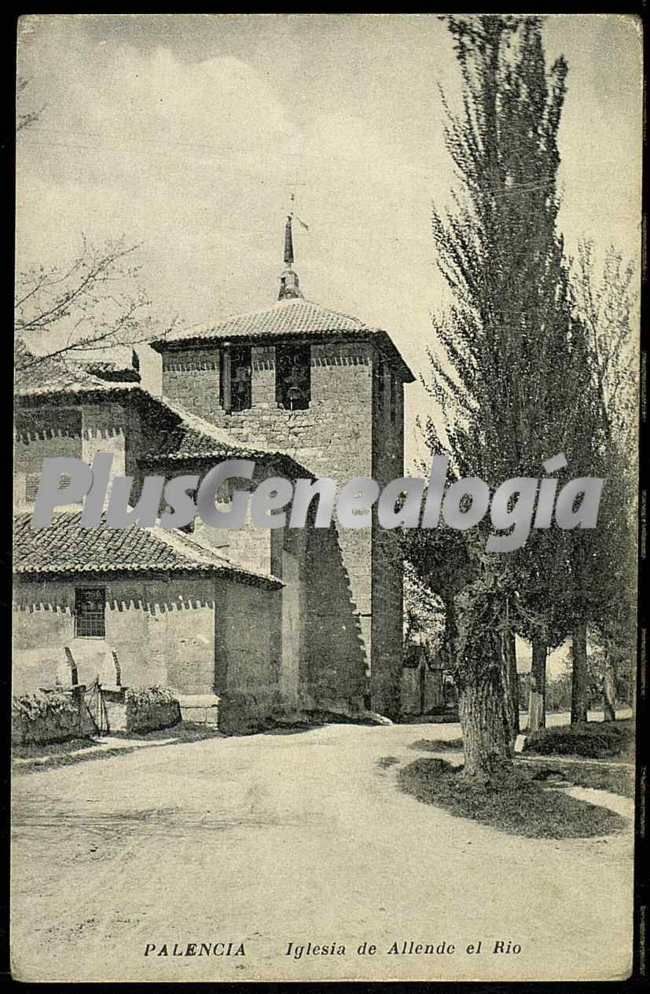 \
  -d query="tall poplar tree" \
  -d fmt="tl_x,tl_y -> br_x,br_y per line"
408,15 -> 594,778
567,243 -> 638,722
